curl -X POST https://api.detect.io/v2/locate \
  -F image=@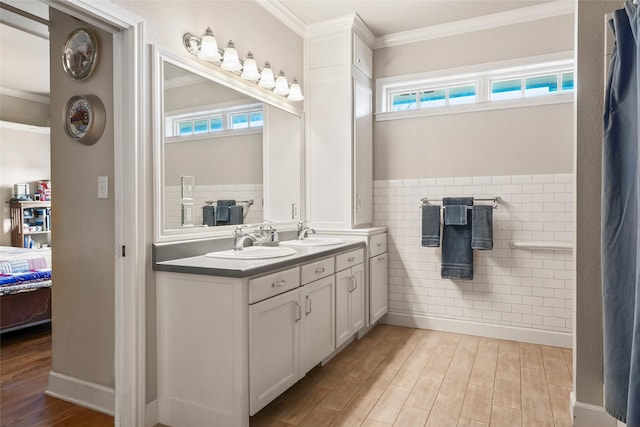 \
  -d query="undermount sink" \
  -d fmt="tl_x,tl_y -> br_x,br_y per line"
281,237 -> 345,247
205,246 -> 297,260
